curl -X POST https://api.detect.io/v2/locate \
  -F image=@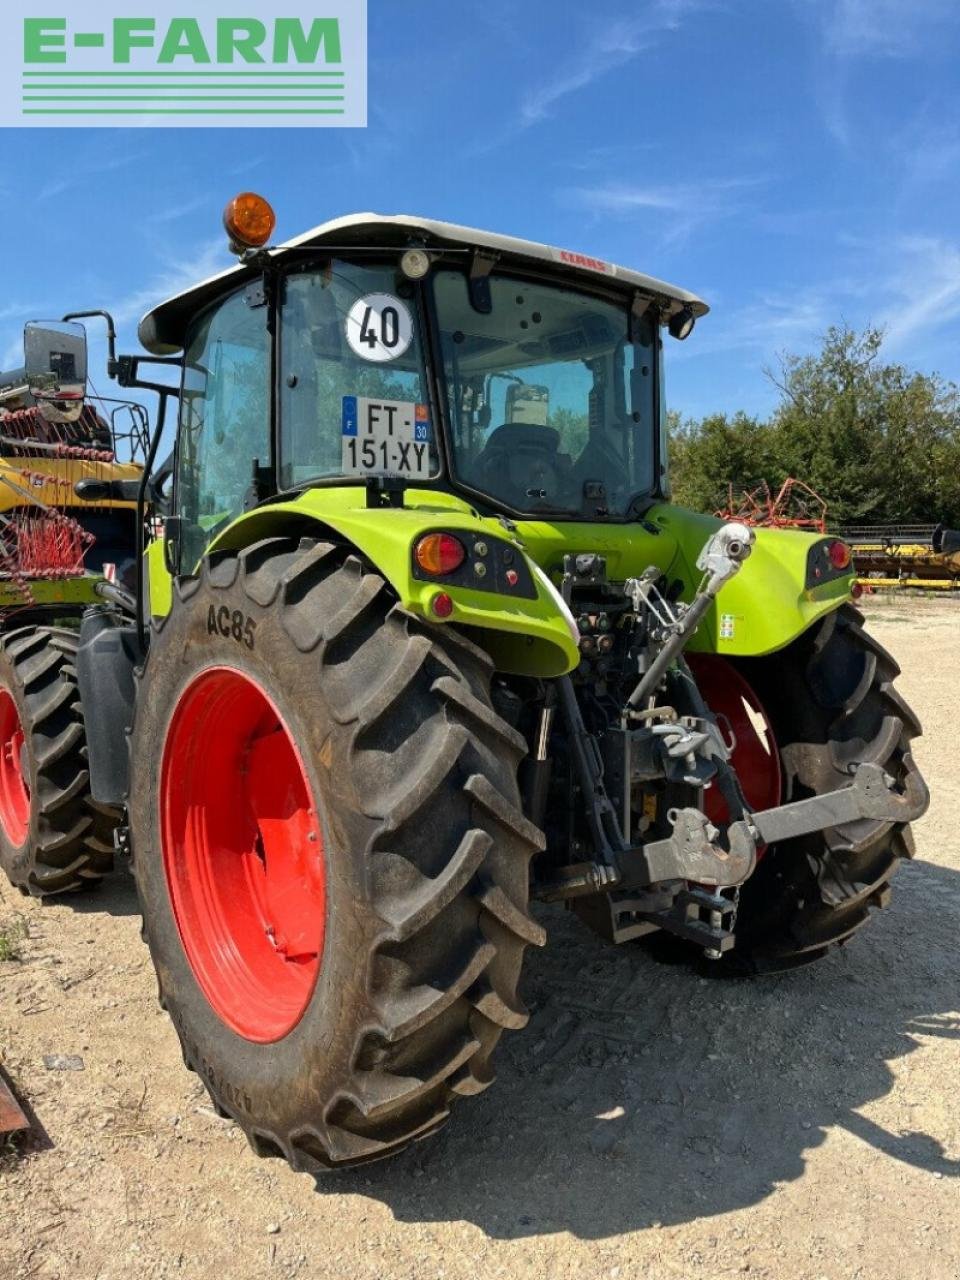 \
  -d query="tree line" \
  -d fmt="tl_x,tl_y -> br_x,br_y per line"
669,326 -> 960,528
